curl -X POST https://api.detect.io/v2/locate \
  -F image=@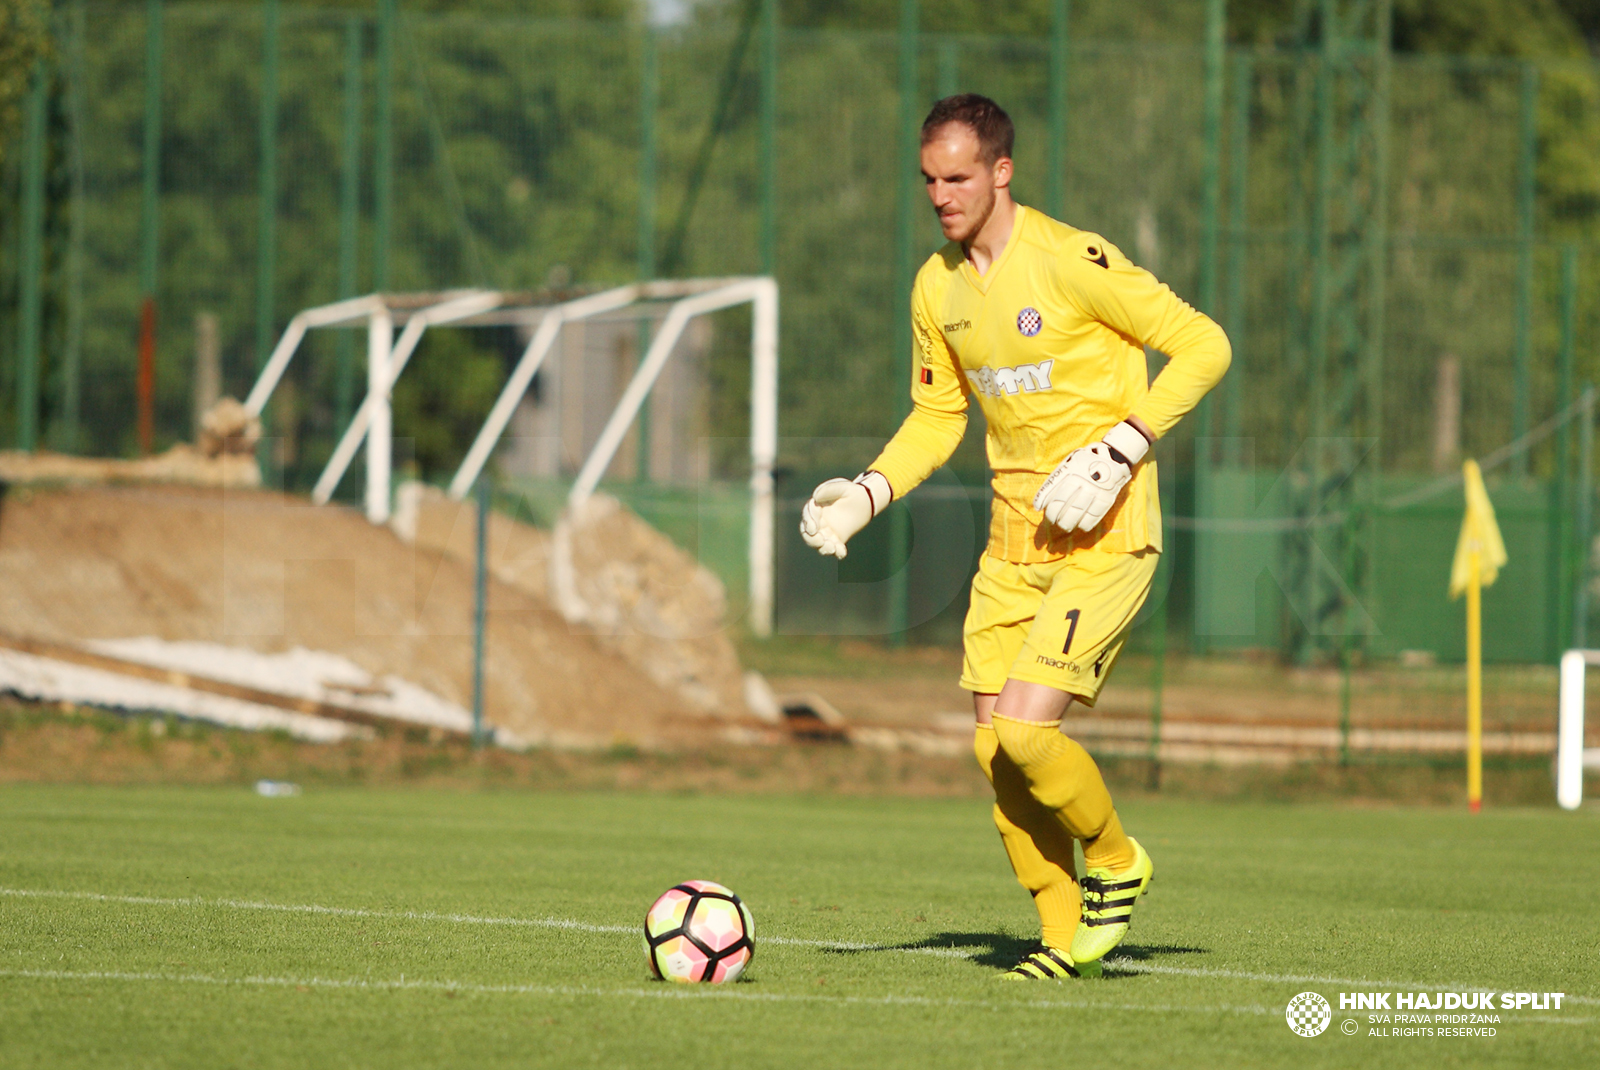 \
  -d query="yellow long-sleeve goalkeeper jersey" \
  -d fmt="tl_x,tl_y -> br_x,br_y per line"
868,205 -> 1231,563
